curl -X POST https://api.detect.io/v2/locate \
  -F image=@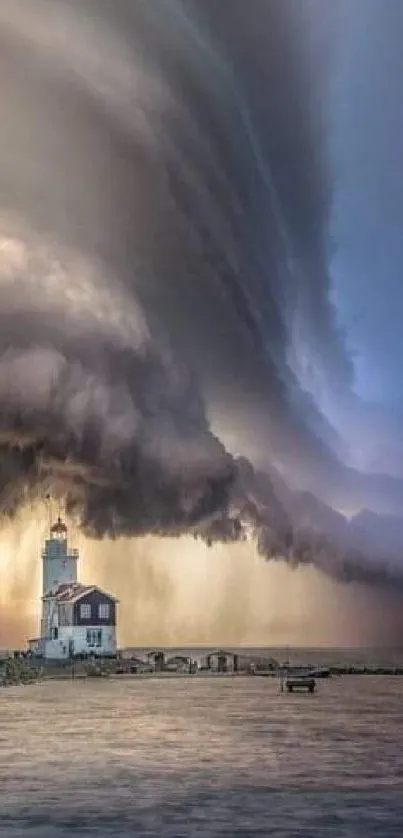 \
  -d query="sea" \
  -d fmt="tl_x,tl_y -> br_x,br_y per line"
1,648 -> 403,837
